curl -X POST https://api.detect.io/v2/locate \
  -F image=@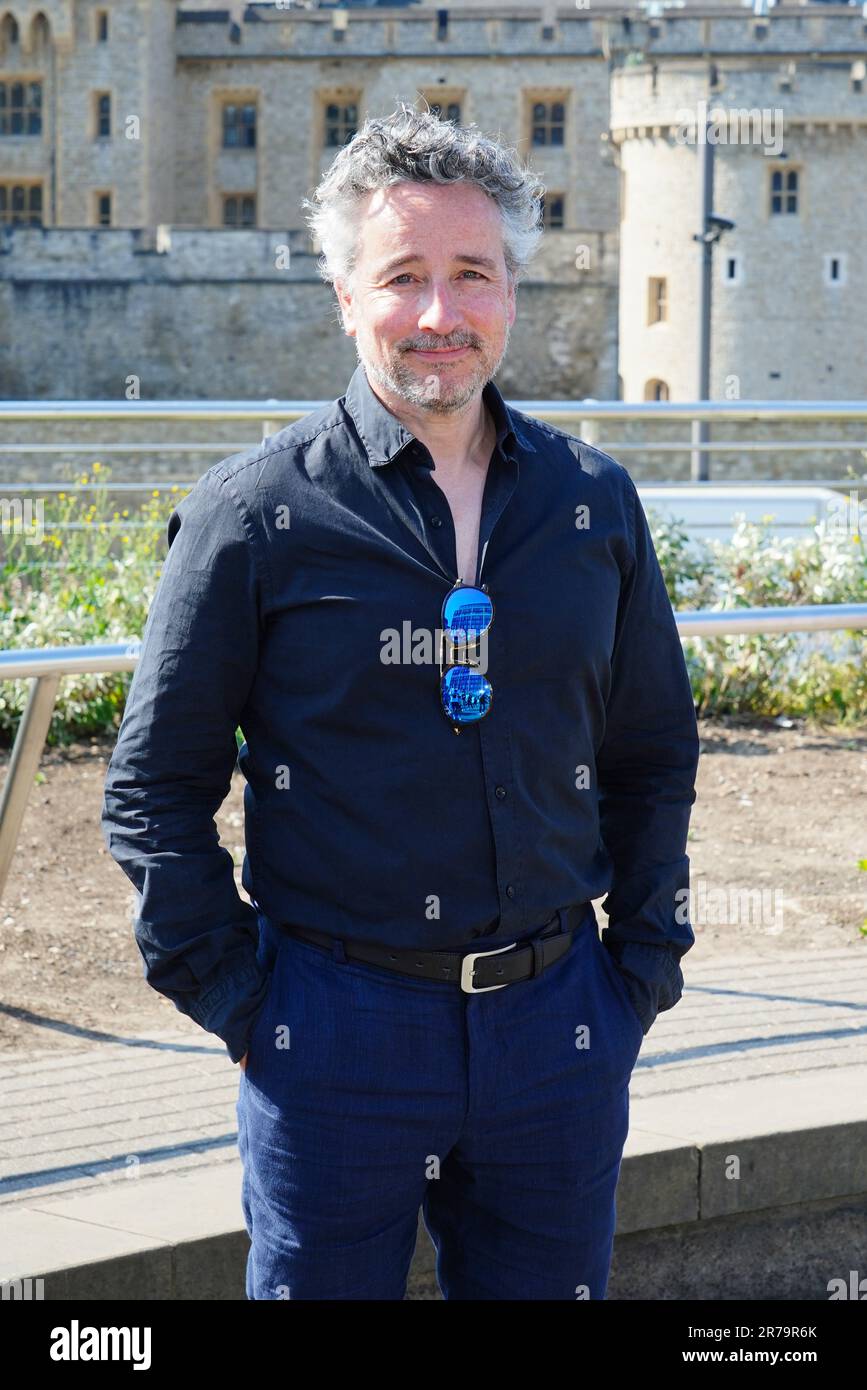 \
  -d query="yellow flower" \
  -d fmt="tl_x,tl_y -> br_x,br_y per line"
152,489 -> 160,498
122,535 -> 130,544
79,475 -> 89,485
58,492 -> 66,500
92,462 -> 102,473
171,485 -> 179,493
